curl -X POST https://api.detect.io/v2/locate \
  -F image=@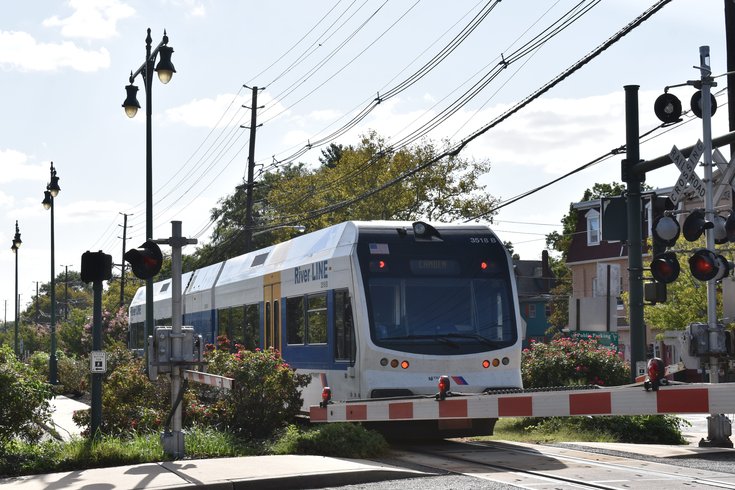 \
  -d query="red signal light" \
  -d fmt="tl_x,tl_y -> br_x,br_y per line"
379,260 -> 386,269
688,249 -> 730,281
650,252 -> 680,284
436,375 -> 451,400
480,261 -> 488,270
320,387 -> 331,407
644,358 -> 666,391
